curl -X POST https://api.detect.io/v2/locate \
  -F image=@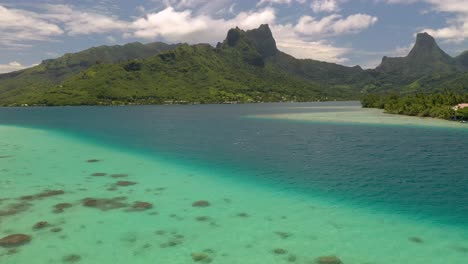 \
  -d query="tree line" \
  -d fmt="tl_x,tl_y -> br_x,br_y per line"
361,92 -> 468,120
